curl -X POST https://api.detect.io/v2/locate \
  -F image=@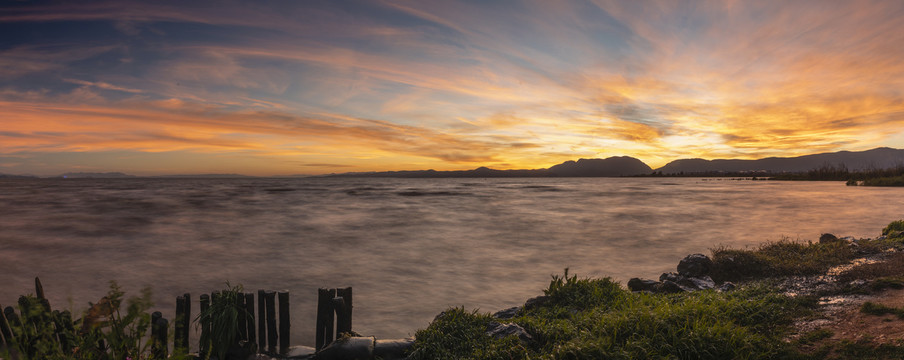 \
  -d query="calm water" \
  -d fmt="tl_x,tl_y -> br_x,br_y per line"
2,177 -> 903,346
